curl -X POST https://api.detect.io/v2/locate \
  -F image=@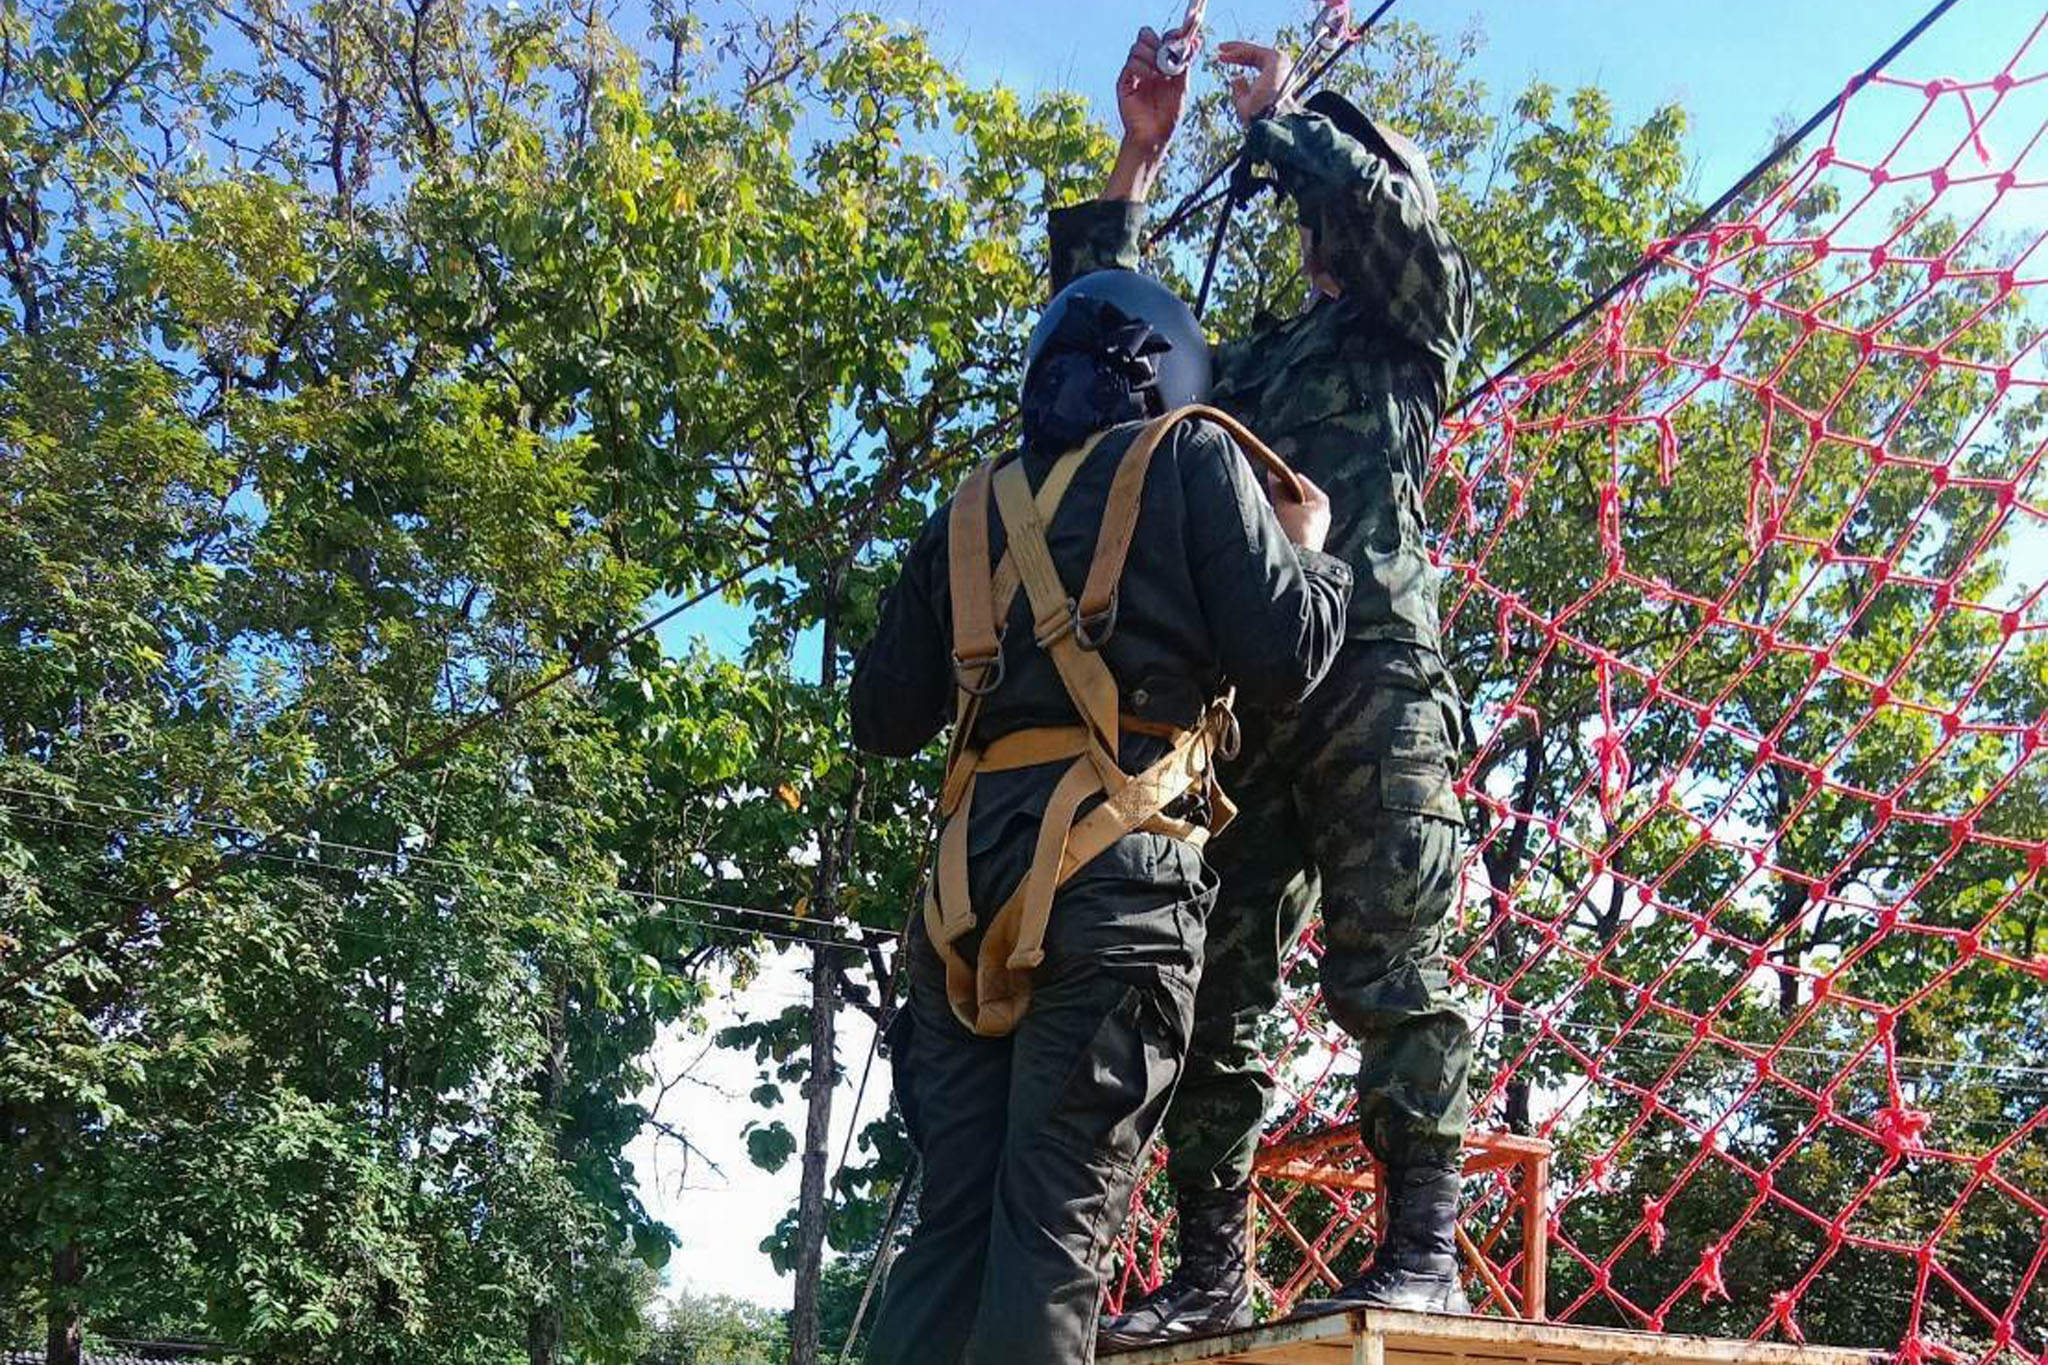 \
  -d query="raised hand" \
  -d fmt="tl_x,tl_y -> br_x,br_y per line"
1117,24 -> 1193,153
1215,40 -> 1294,125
